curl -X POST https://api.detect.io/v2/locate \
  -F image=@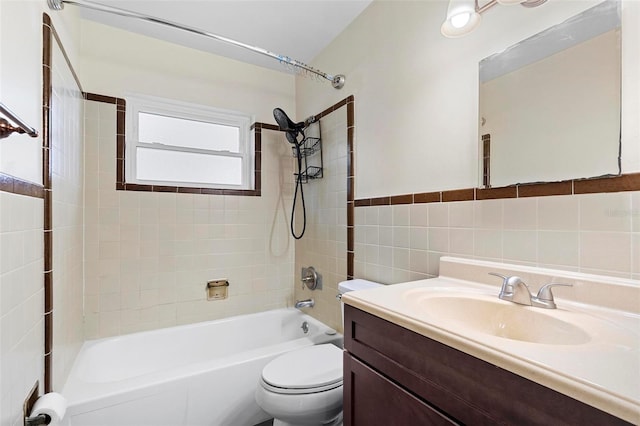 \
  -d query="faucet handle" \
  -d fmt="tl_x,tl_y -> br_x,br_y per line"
531,283 -> 572,309
536,283 -> 572,301
489,273 -> 525,291
489,272 -> 511,293
488,272 -> 508,280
